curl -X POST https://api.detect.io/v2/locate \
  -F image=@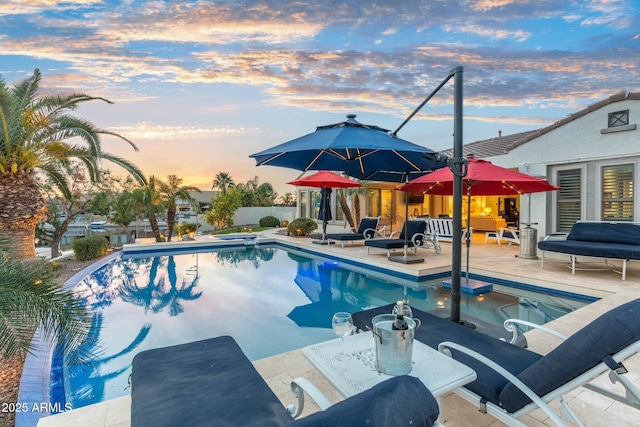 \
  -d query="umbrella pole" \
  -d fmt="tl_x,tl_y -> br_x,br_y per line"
466,187 -> 471,283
